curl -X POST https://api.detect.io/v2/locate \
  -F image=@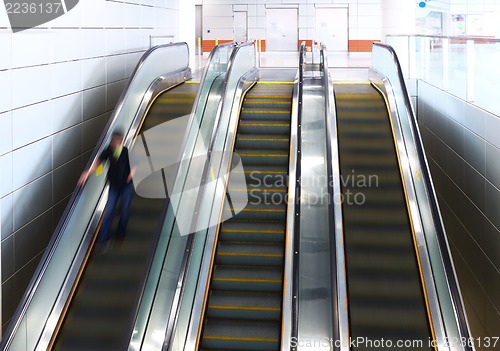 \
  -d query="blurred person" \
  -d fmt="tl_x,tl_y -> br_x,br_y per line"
79,131 -> 134,243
